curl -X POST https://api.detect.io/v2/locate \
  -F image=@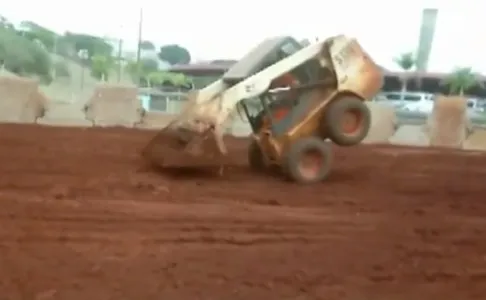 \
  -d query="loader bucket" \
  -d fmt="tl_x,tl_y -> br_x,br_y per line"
141,120 -> 228,170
